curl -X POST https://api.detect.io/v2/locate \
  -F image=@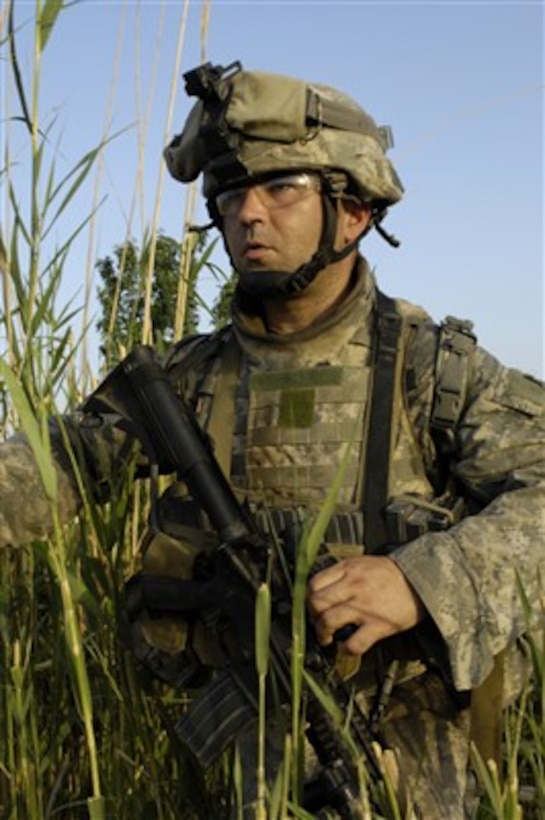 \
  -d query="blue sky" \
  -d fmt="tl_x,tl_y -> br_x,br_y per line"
3,0 -> 544,376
